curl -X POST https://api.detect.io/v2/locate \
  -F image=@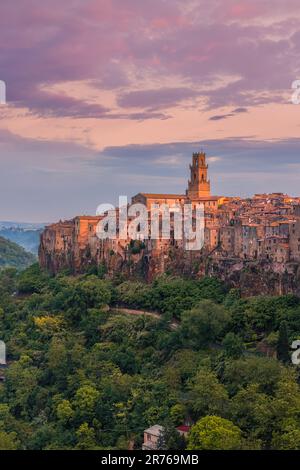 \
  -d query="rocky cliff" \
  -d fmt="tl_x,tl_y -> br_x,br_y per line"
39,219 -> 300,296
